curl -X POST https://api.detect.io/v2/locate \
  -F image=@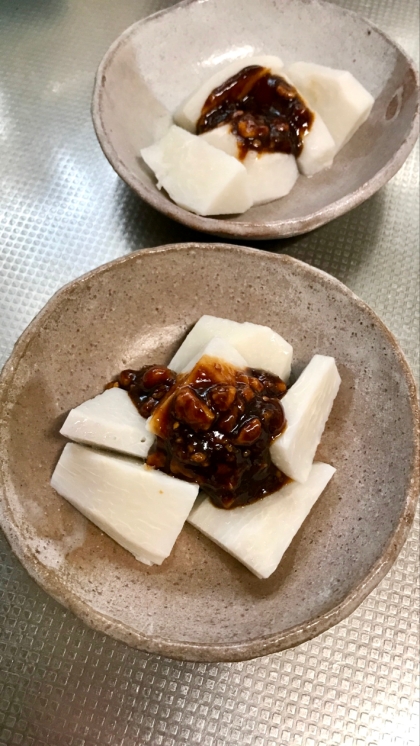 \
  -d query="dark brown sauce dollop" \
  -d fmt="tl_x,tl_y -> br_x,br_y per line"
196,65 -> 314,159
115,358 -> 288,510
114,365 -> 177,419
